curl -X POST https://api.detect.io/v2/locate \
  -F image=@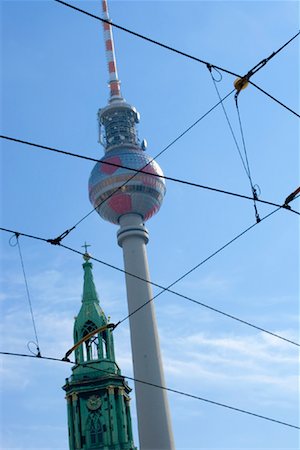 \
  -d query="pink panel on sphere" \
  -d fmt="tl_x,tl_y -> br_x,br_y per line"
142,164 -> 159,187
142,175 -> 155,187
100,156 -> 121,174
144,205 -> 157,221
109,194 -> 132,214
142,164 -> 157,176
